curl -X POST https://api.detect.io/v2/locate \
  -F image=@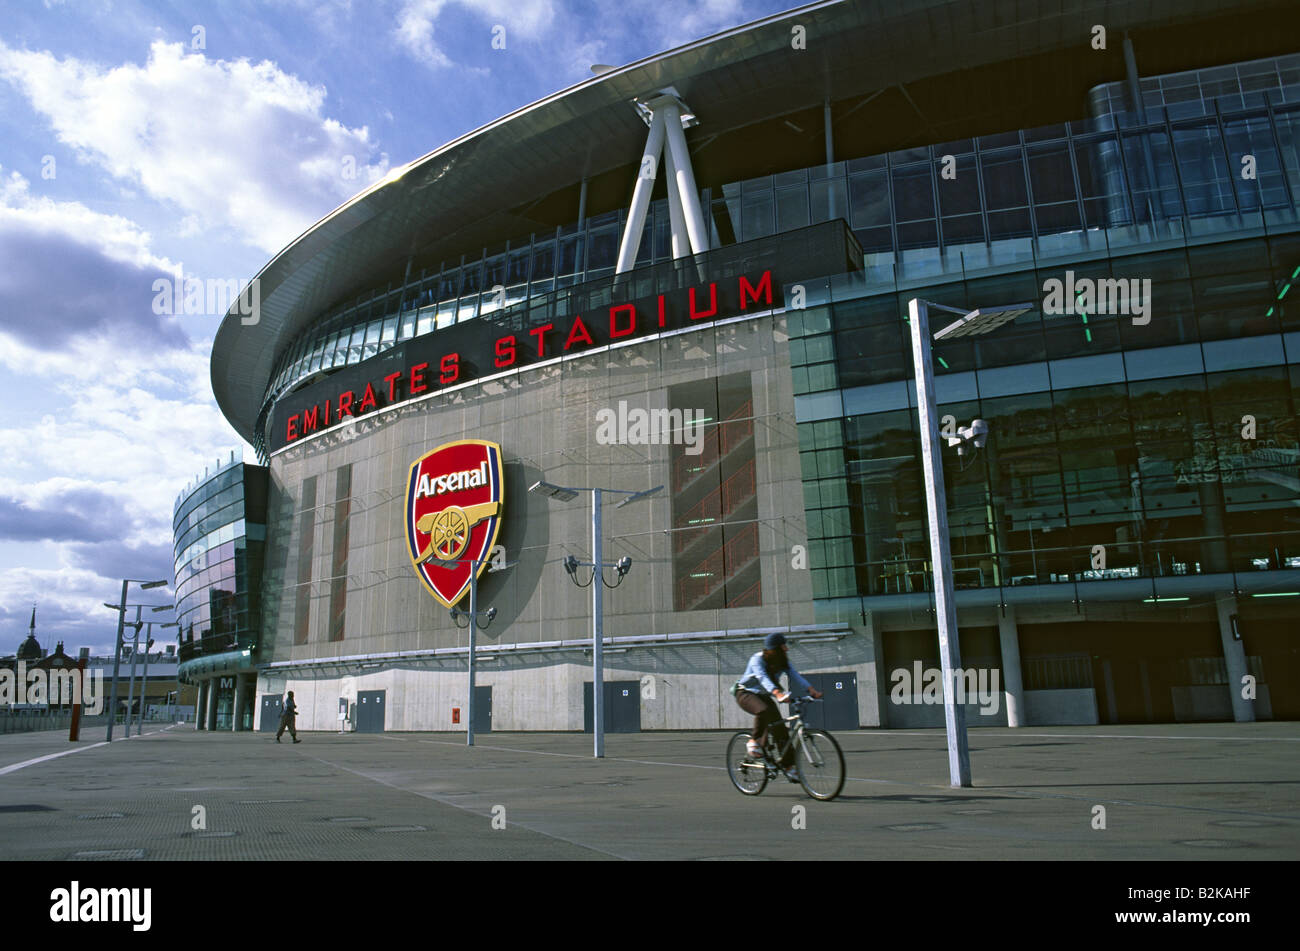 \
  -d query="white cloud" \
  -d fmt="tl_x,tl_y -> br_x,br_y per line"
0,39 -> 389,254
652,0 -> 749,49
395,0 -> 555,66
0,166 -> 174,273
0,338 -> 239,541
391,0 -> 759,89
0,167 -> 244,650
